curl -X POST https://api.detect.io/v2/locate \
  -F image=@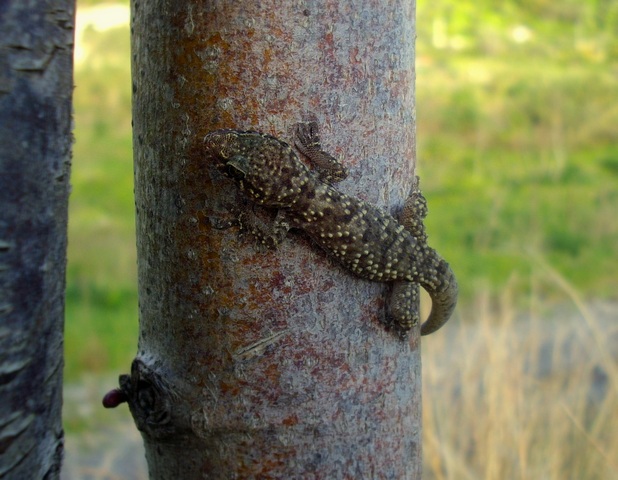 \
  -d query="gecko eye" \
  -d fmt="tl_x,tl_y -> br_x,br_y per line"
224,162 -> 246,180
